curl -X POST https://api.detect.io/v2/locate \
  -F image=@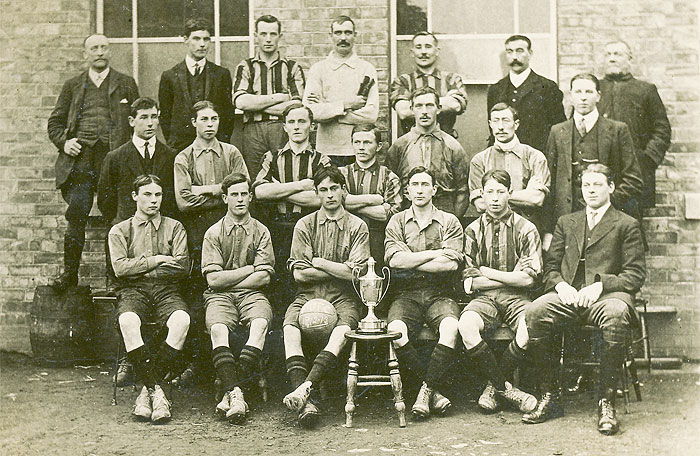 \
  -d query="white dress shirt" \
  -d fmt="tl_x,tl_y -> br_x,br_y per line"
185,55 -> 206,76
132,135 -> 156,159
89,67 -> 110,87
573,109 -> 600,134
586,201 -> 610,229
509,67 -> 531,88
